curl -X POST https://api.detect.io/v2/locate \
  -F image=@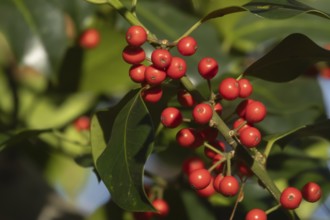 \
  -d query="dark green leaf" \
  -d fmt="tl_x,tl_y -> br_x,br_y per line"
244,0 -> 330,20
95,89 -> 155,211
244,33 -> 330,82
